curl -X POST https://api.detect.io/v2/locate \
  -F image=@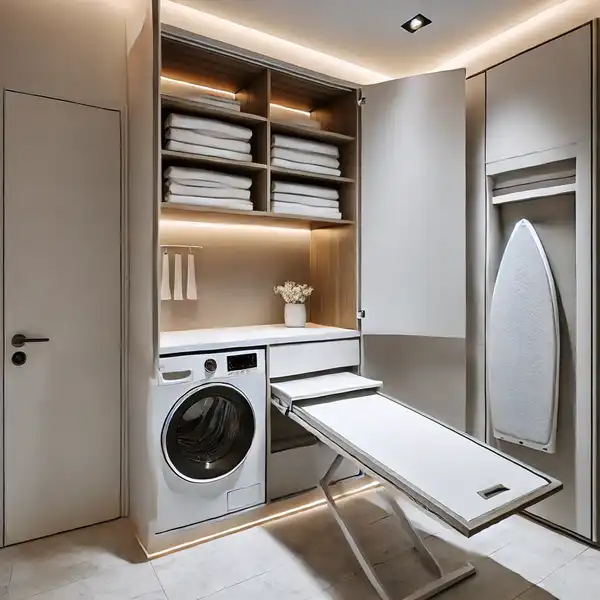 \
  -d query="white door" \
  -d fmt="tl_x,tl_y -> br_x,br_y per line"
361,69 -> 466,338
3,92 -> 122,545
